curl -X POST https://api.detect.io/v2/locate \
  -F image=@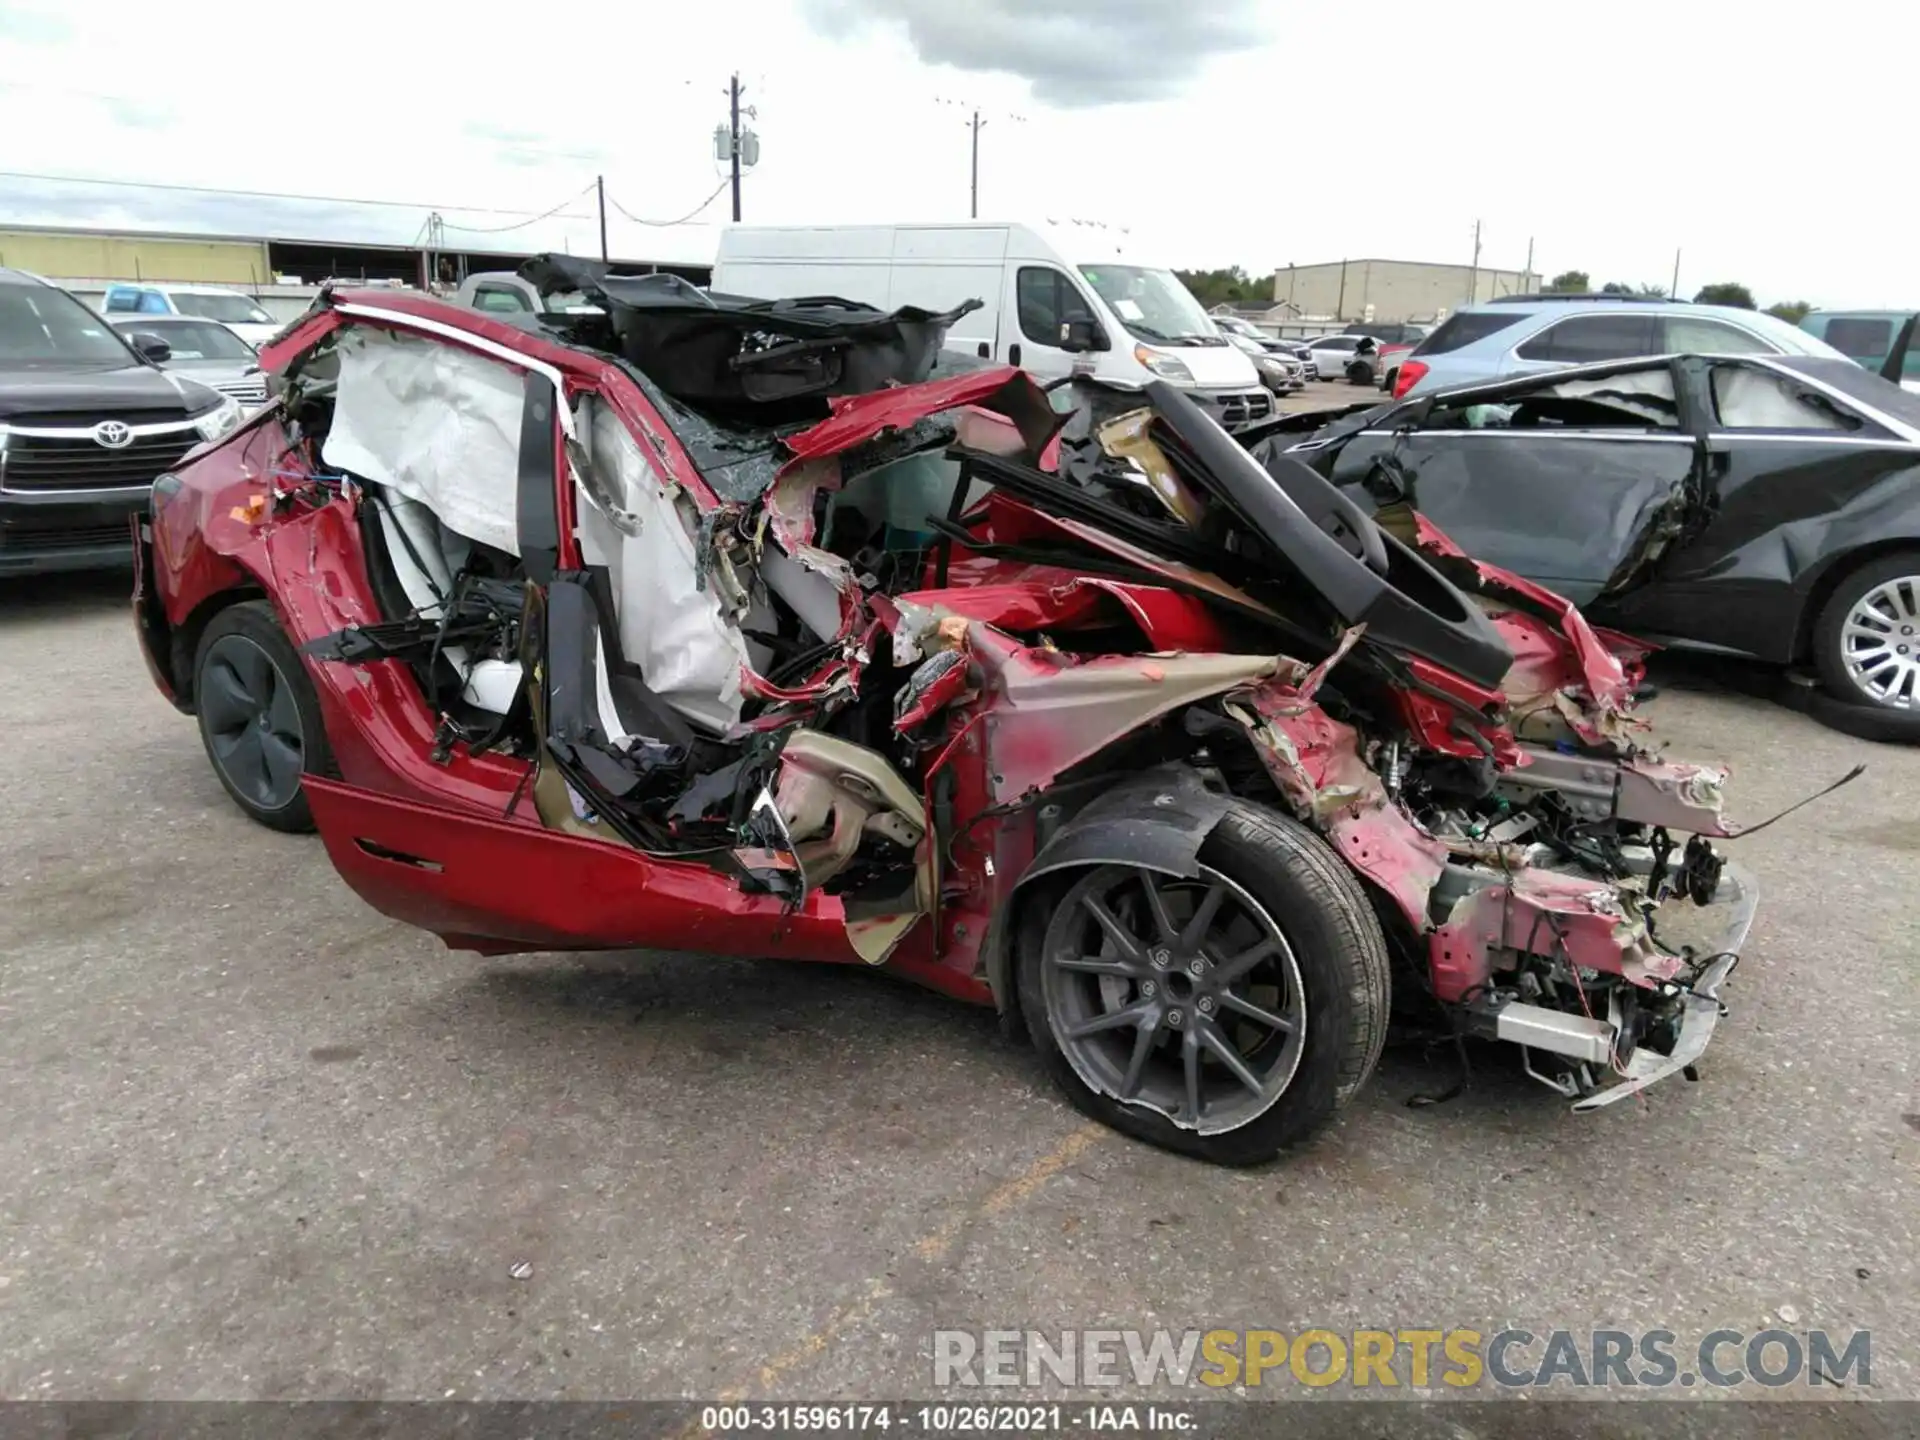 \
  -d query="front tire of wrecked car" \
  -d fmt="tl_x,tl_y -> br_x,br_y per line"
1015,803 -> 1390,1166
1811,550 -> 1920,711
1346,361 -> 1374,386
193,599 -> 333,833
